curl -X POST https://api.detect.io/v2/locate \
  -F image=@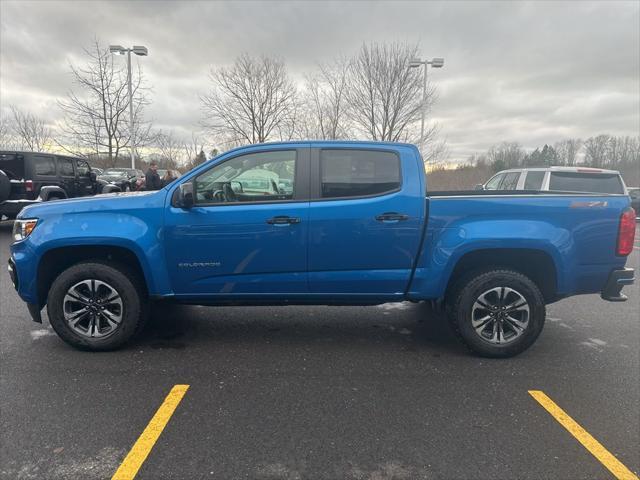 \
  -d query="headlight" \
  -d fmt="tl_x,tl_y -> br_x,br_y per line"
12,219 -> 38,242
